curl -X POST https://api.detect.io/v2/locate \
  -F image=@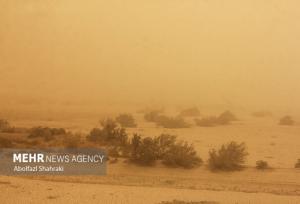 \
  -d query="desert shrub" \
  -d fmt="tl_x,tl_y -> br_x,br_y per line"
87,119 -> 128,149
179,107 -> 201,117
144,110 -> 162,122
155,116 -> 189,129
256,160 -> 270,170
0,119 -> 11,132
208,141 -> 248,171
129,135 -> 159,165
295,159 -> 300,168
217,111 -> 237,125
279,115 -> 294,126
159,200 -> 219,204
28,127 -> 67,142
162,141 -> 202,168
0,137 -> 13,148
195,111 -> 237,127
129,134 -> 201,168
116,113 -> 137,128
87,119 -> 128,145
252,111 -> 272,117
155,134 -> 177,158
195,116 -> 219,127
